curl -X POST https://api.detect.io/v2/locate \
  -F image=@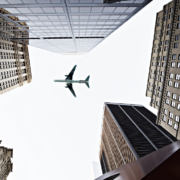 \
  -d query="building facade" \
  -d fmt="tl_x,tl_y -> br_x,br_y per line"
0,8 -> 32,95
99,103 -> 177,174
146,0 -> 180,139
0,141 -> 13,180
0,0 -> 152,54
